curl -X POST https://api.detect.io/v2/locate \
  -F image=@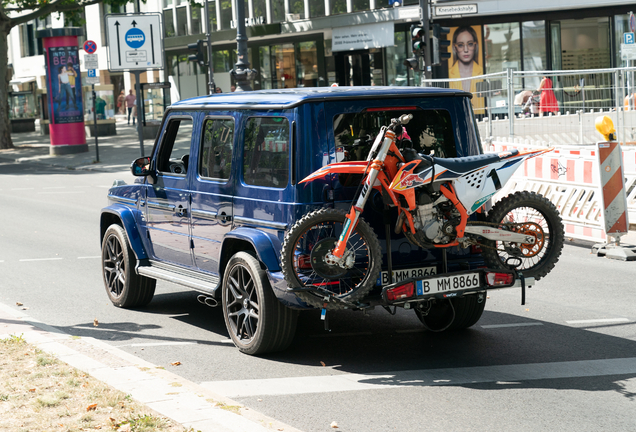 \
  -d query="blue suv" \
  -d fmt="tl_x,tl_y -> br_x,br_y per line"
100,87 -> 490,355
